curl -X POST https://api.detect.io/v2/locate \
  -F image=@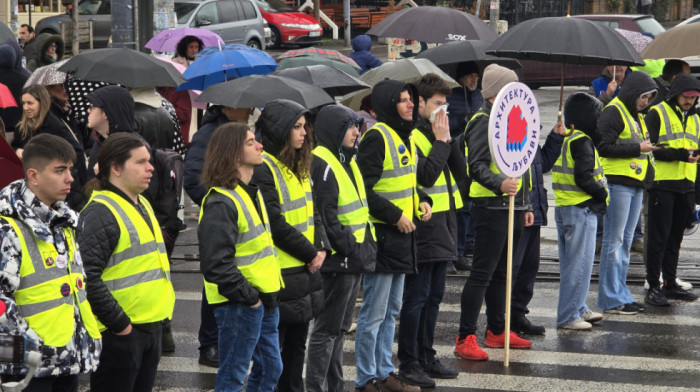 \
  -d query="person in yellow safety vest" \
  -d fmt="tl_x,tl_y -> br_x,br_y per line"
253,99 -> 330,392
354,79 -> 431,392
198,123 -> 283,392
306,104 -> 377,392
643,74 -> 700,306
454,64 -> 534,363
594,71 -> 660,316
0,134 -> 101,391
552,93 -> 608,331
397,73 -> 463,388
78,133 -> 175,392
